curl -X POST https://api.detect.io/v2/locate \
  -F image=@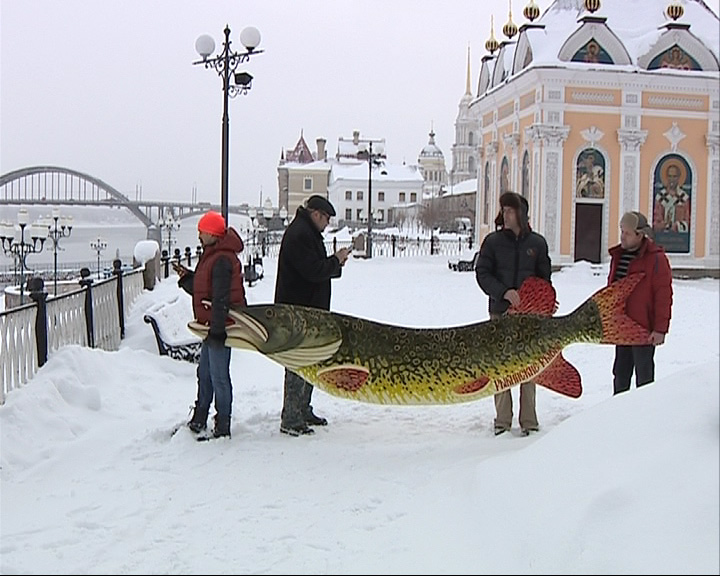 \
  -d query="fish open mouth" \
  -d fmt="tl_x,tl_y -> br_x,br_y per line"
227,307 -> 269,344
